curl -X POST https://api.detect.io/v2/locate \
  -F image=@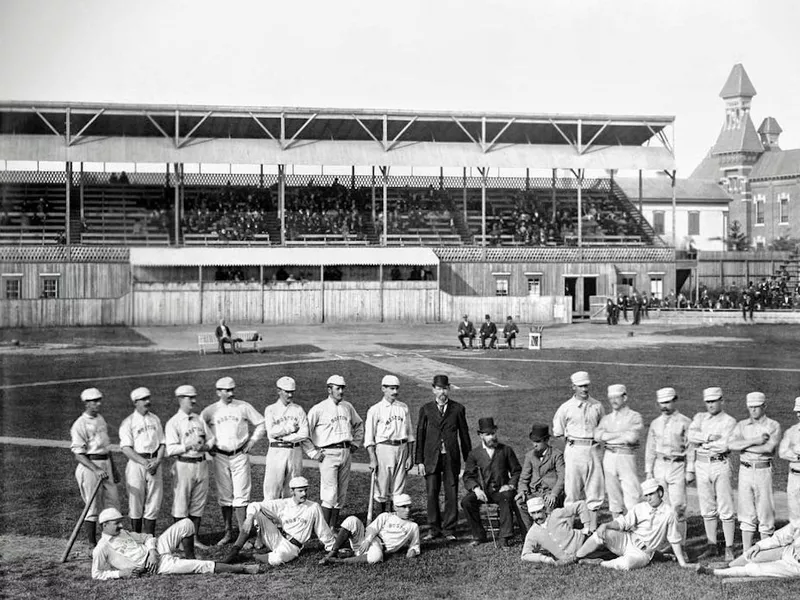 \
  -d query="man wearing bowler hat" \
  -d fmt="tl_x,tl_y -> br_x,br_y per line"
415,374 -> 471,541
516,423 -> 565,530
461,417 -> 522,548
457,314 -> 476,349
